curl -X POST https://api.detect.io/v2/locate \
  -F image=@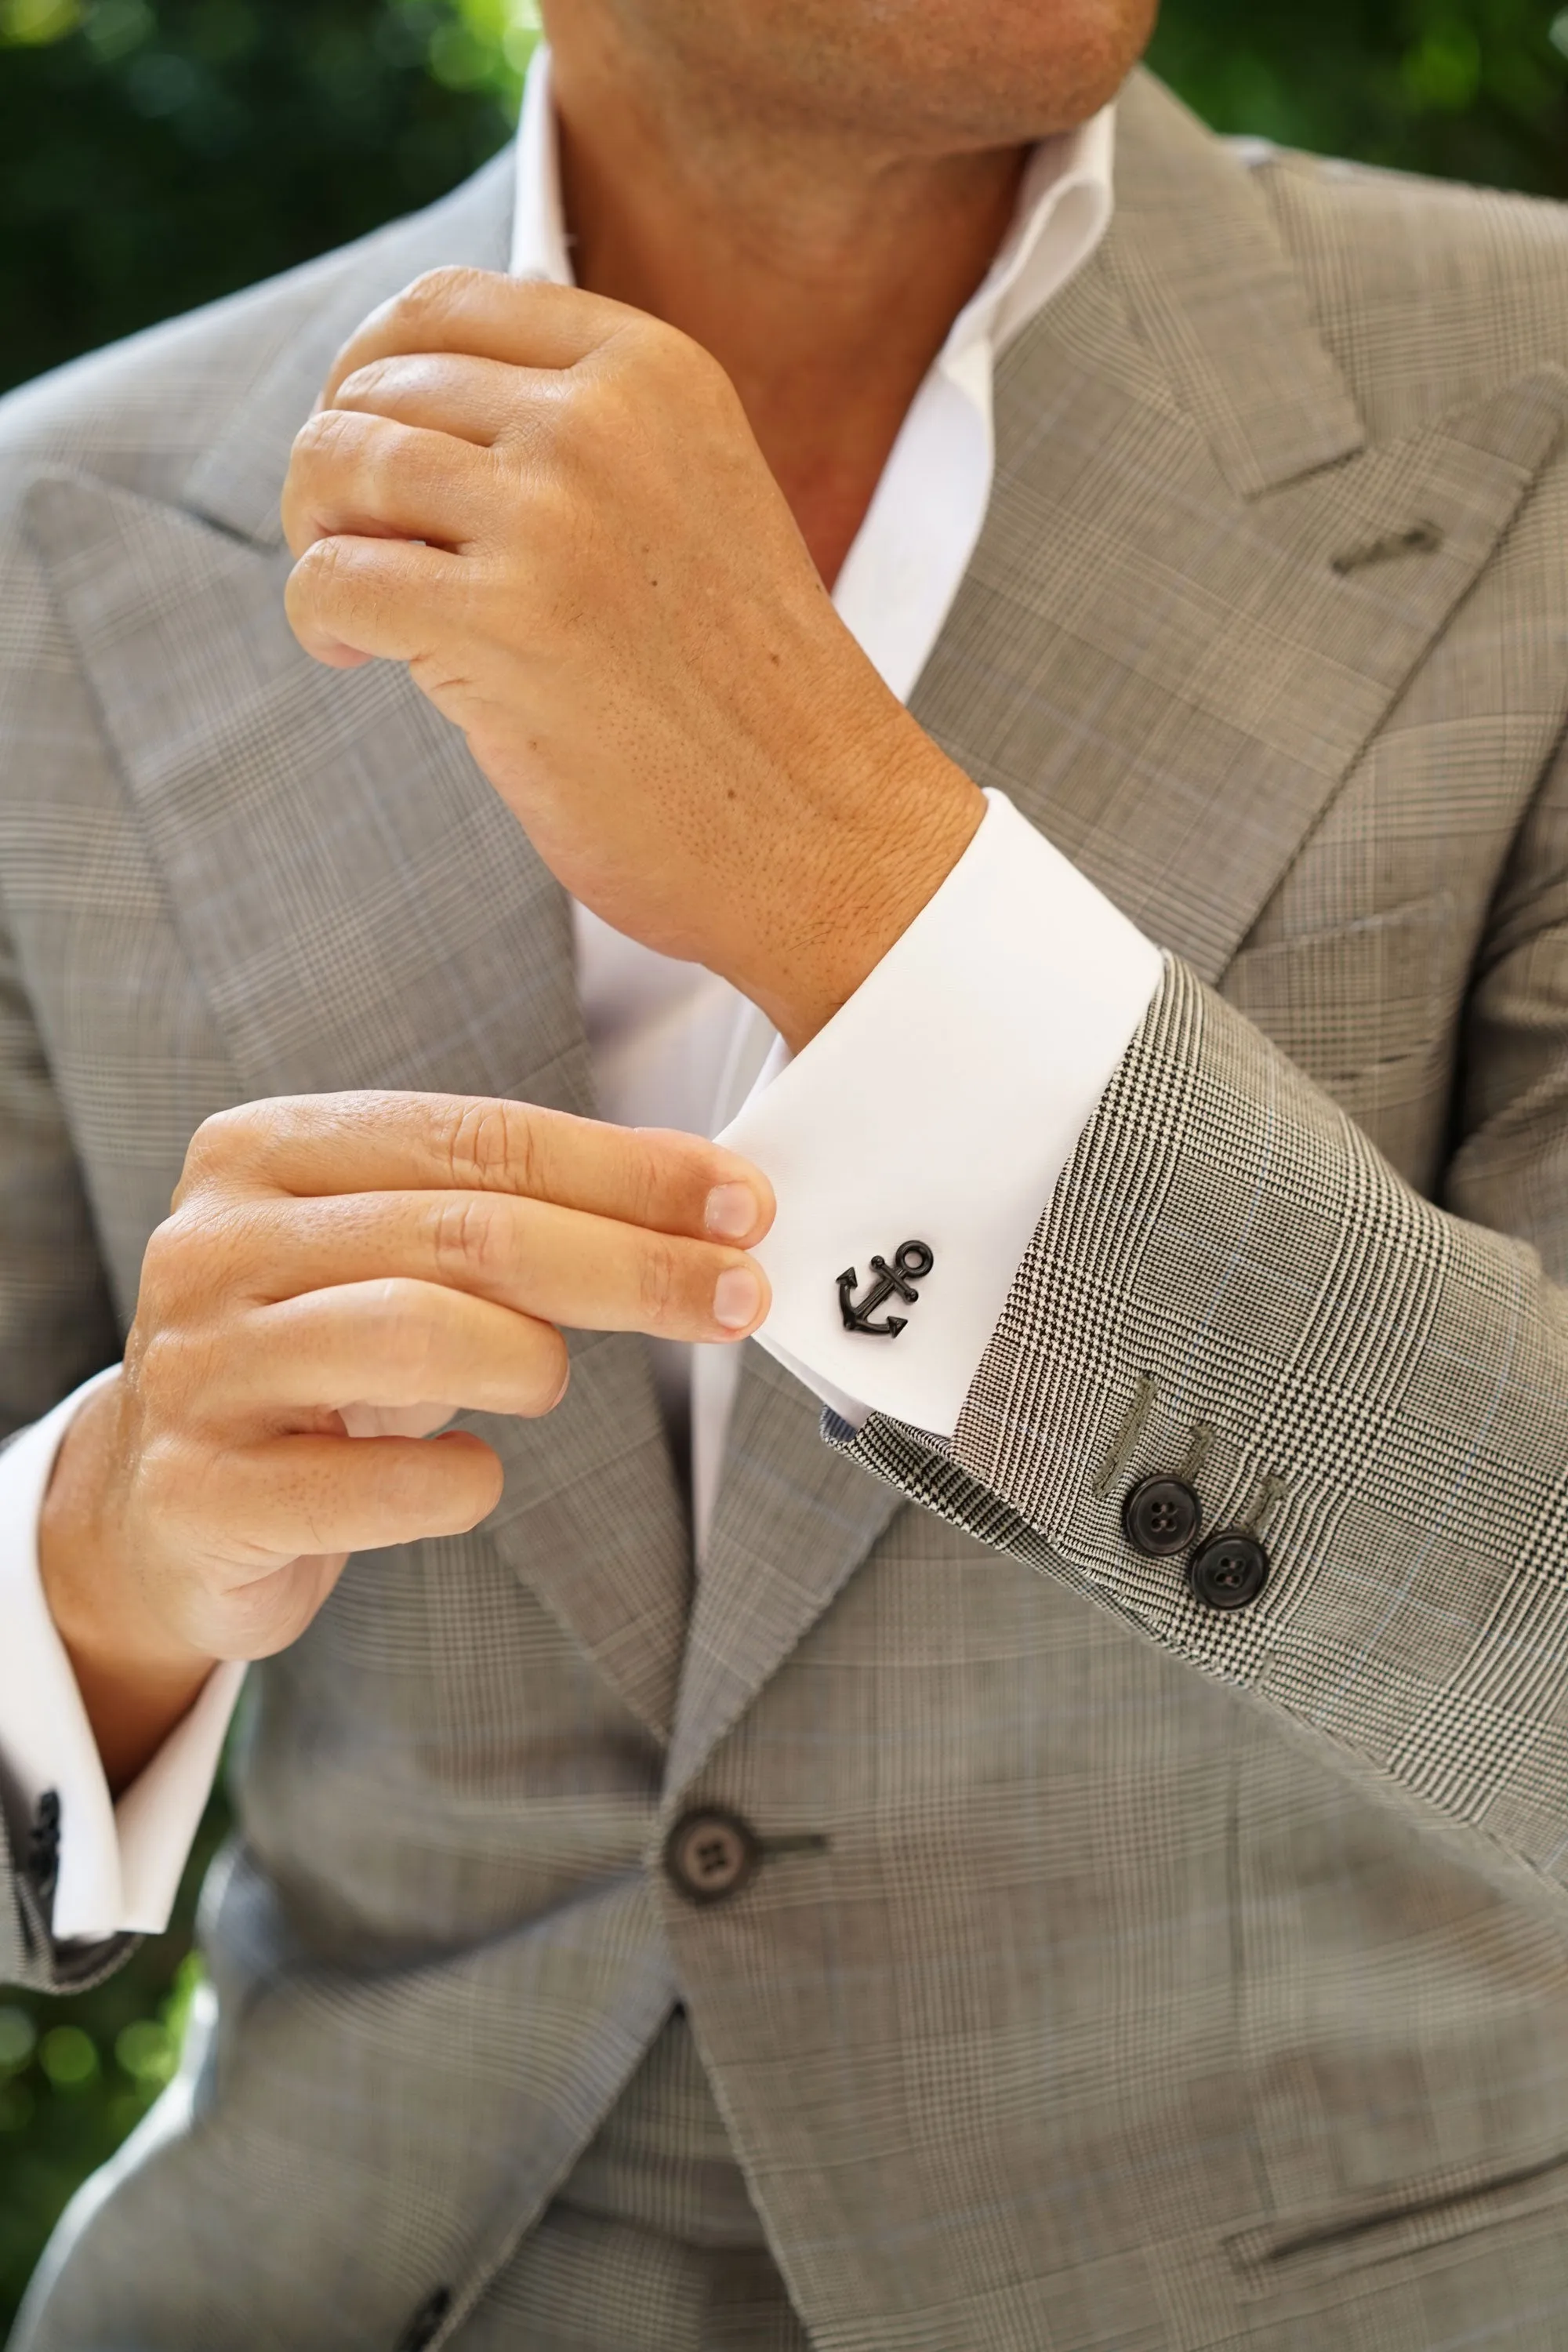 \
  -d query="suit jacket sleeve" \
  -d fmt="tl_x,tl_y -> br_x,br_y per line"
832,722 -> 1568,1919
0,912 -> 132,1991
